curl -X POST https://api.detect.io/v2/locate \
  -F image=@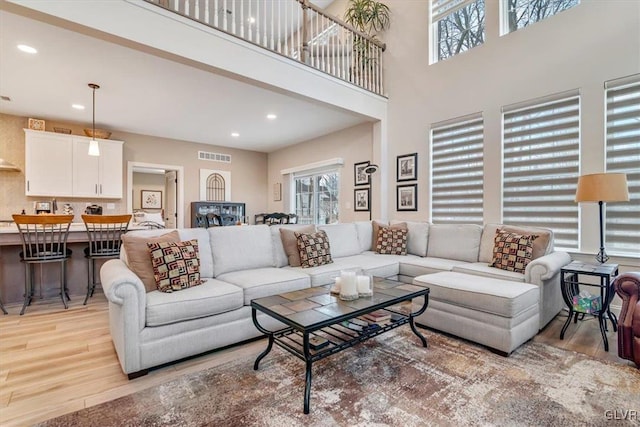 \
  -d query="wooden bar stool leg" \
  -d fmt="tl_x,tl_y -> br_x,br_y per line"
0,298 -> 7,315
